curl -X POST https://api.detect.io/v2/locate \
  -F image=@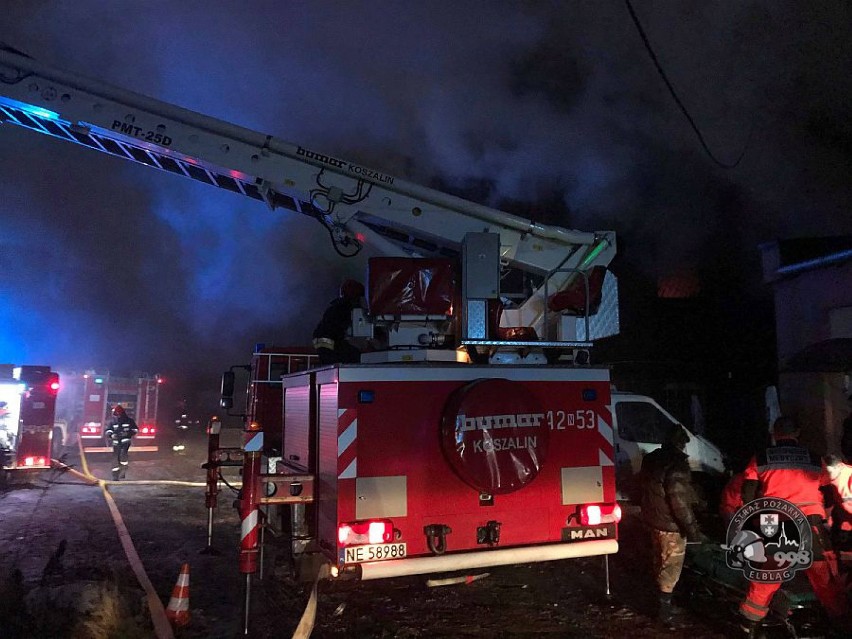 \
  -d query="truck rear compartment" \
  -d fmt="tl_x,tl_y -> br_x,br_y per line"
280,363 -> 620,578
